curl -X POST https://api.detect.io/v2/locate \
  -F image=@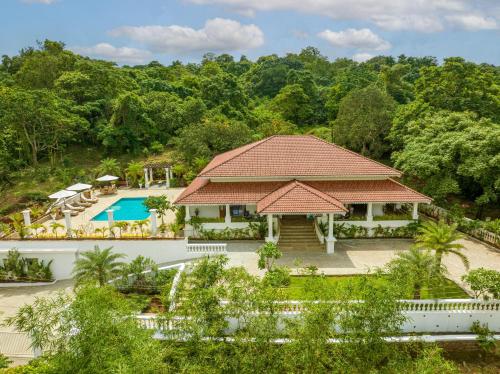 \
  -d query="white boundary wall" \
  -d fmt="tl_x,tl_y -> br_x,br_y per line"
0,239 -> 201,280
